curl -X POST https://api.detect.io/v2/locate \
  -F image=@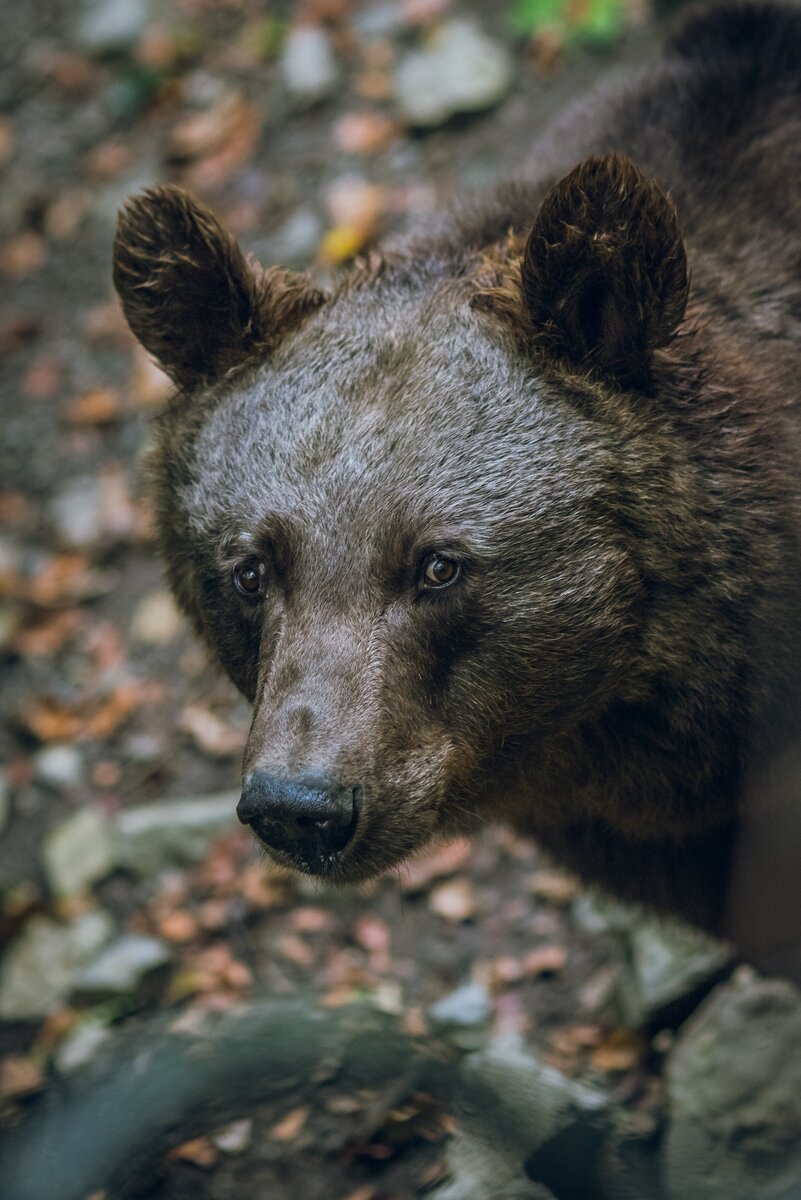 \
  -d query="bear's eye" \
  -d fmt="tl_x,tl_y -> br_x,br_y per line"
232,559 -> 265,600
421,554 -> 460,590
